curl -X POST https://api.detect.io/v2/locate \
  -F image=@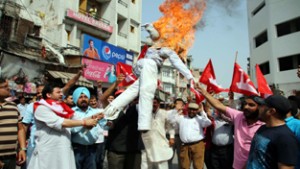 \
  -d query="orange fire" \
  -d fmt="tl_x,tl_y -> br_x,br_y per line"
152,0 -> 206,62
